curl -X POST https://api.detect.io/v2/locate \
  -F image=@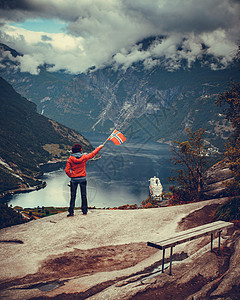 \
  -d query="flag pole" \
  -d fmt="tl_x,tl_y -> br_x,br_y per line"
103,129 -> 115,145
